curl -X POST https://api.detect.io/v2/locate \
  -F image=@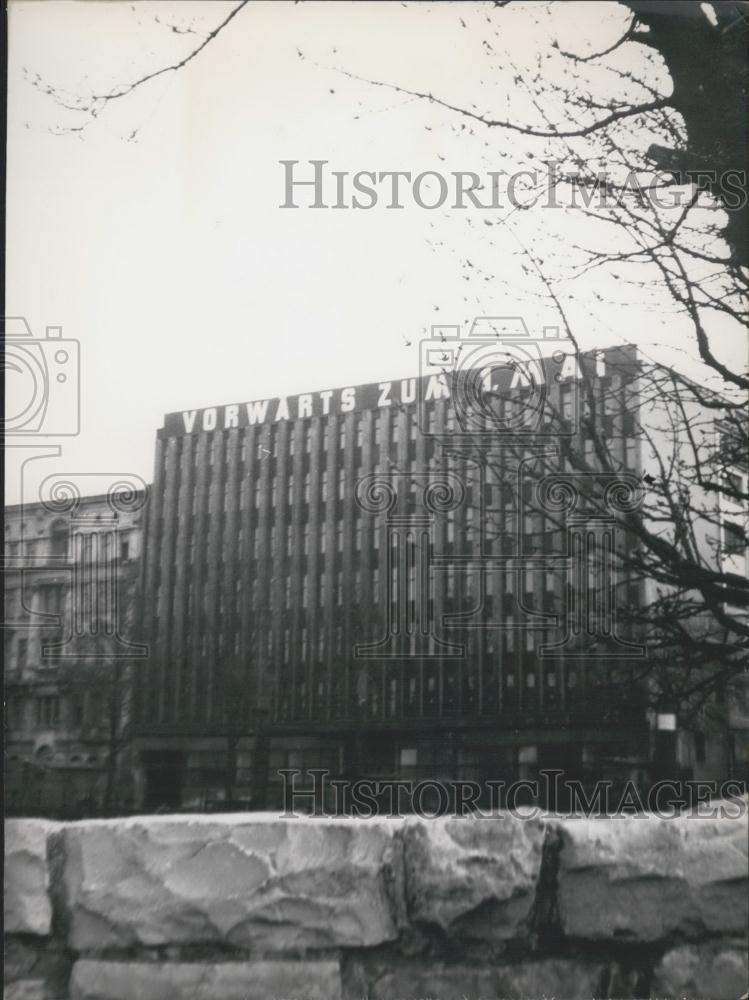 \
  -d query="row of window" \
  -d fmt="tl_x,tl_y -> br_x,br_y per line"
6,691 -> 110,730
276,664 -> 588,723
5,532 -> 134,562
157,562 -> 629,623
